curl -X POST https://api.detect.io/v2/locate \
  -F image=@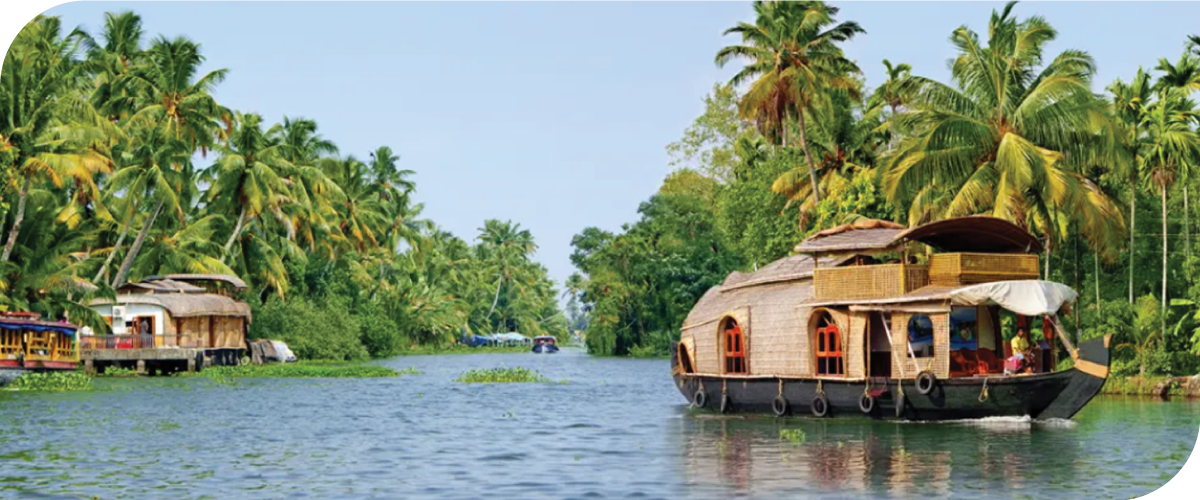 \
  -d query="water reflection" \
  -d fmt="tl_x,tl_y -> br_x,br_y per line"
676,414 -> 1097,499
